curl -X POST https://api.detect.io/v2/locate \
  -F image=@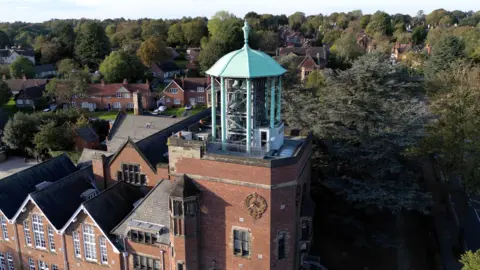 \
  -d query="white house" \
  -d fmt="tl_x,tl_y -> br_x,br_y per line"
0,47 -> 35,65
